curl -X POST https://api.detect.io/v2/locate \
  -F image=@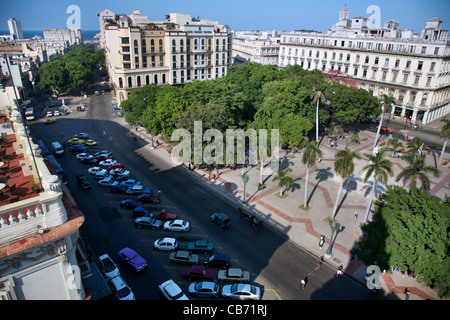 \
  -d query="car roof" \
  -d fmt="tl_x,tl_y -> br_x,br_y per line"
162,280 -> 182,296
160,237 -> 176,244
